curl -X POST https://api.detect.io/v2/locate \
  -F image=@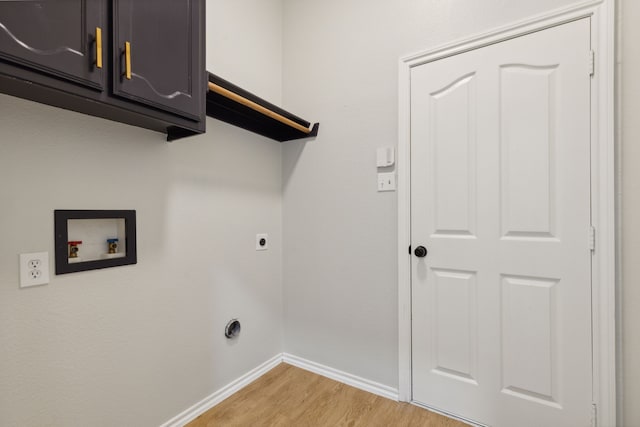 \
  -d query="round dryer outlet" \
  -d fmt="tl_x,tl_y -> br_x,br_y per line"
225,319 -> 241,338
